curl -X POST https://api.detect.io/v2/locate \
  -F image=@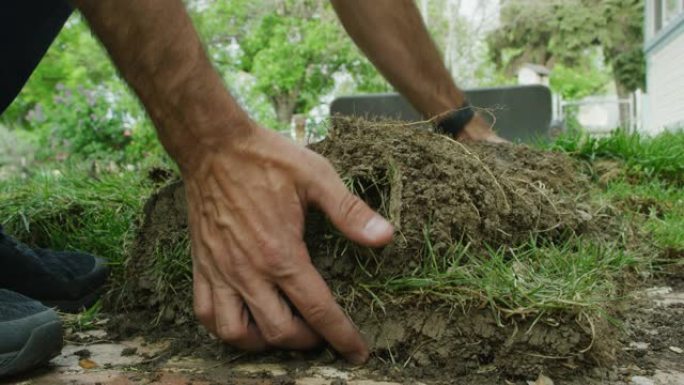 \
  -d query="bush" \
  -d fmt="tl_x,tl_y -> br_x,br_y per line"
26,83 -> 163,164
